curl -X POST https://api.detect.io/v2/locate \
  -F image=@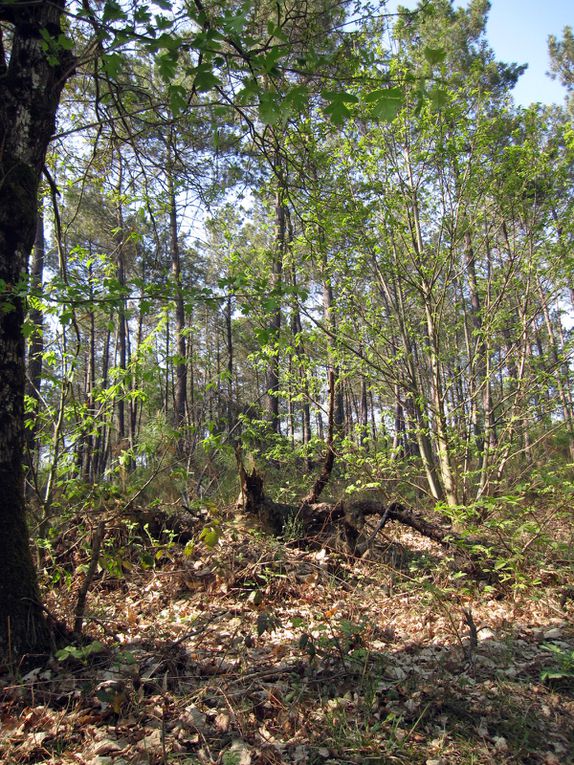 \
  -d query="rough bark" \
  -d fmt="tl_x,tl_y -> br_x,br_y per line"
0,0 -> 73,662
